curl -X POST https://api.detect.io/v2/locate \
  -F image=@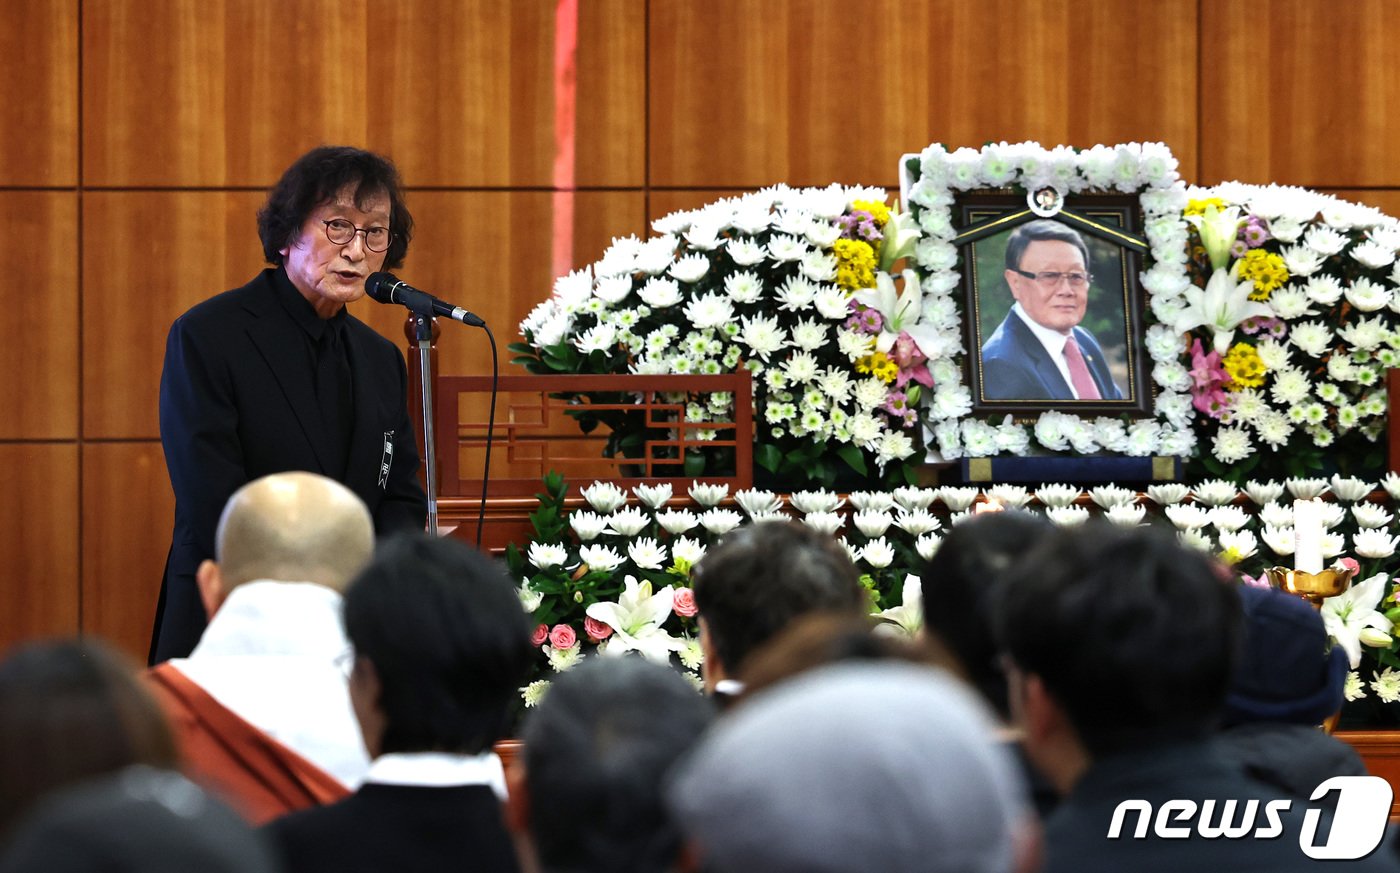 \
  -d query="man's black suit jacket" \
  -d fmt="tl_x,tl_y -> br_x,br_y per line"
263,783 -> 520,873
980,310 -> 1123,401
151,269 -> 427,663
